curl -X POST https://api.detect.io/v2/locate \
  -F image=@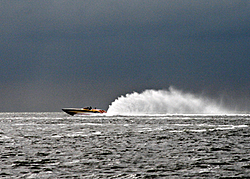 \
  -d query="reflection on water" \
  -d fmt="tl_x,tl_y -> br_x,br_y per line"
0,112 -> 250,178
